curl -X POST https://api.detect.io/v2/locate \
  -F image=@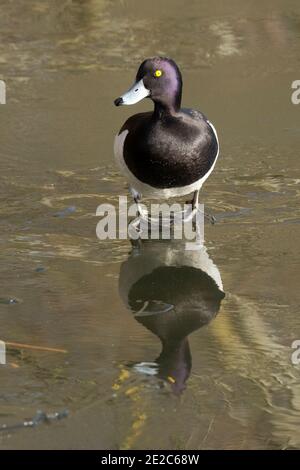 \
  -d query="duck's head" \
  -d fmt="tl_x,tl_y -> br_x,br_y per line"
114,57 -> 182,114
